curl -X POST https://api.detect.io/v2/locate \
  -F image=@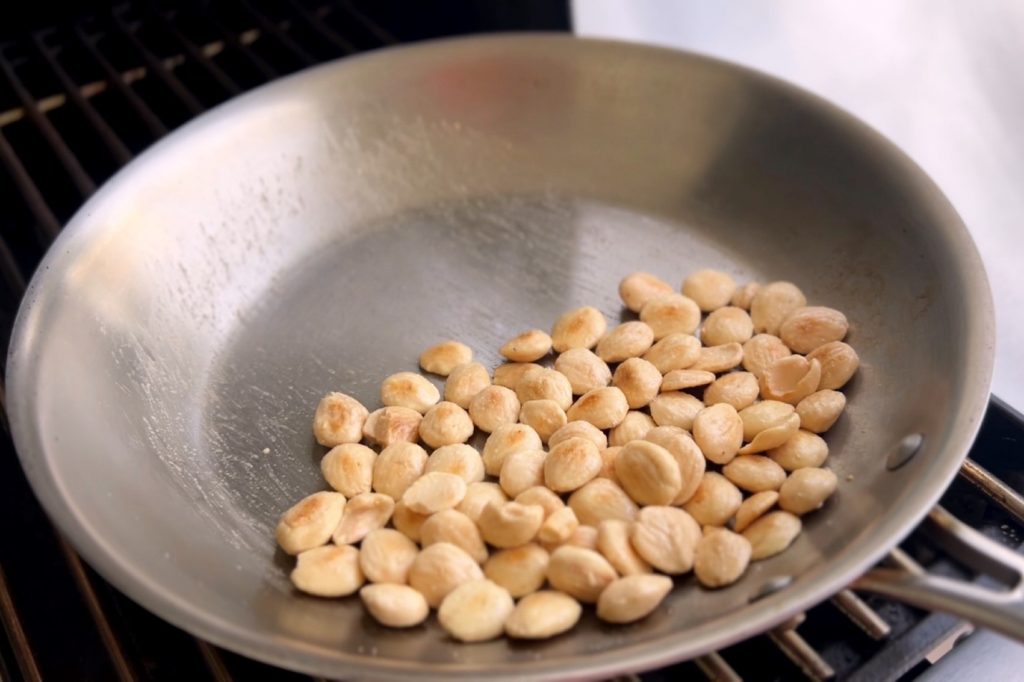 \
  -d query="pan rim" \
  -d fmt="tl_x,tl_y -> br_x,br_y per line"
5,33 -> 995,679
